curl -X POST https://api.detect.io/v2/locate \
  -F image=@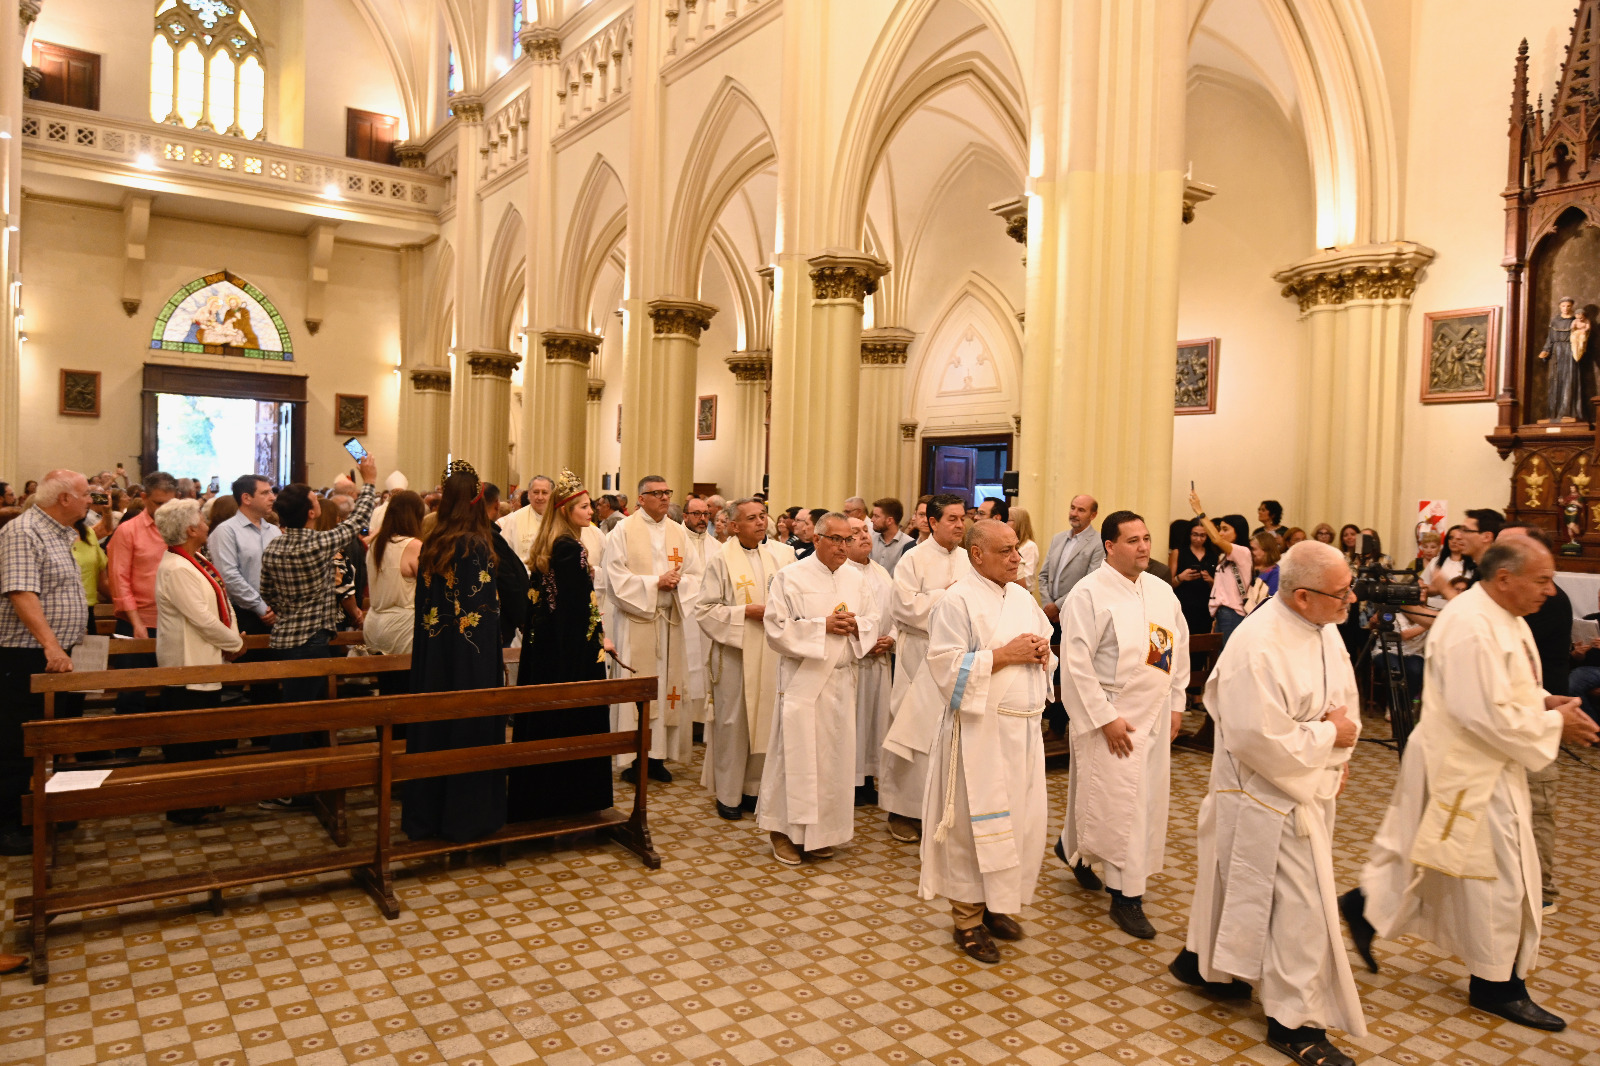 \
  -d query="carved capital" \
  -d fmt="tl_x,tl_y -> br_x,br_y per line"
988,196 -> 1027,245
860,326 -> 915,366
394,142 -> 428,169
648,298 -> 718,340
21,64 -> 41,97
18,0 -> 39,27
1273,242 -> 1436,313
587,378 -> 606,402
121,298 -> 141,318
900,421 -> 919,442
1012,414 -> 1022,434
808,250 -> 890,304
541,328 -> 601,366
451,95 -> 486,123
410,366 -> 452,393
757,265 -> 775,292
1183,180 -> 1216,224
465,348 -> 521,379
520,26 -> 561,62
726,350 -> 772,383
